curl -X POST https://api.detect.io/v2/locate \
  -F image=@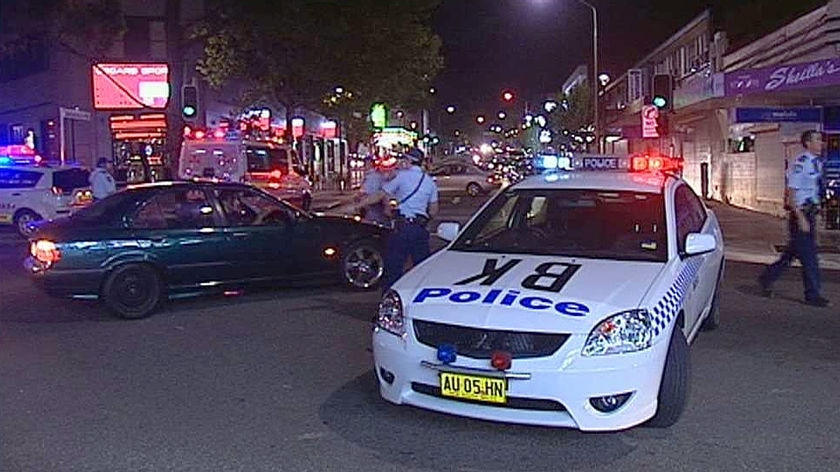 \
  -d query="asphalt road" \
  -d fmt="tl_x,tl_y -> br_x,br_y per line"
1,195 -> 839,472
